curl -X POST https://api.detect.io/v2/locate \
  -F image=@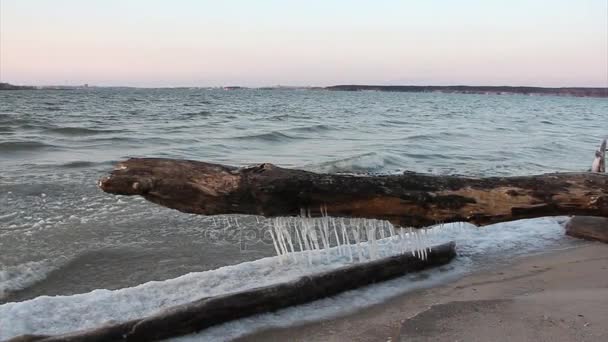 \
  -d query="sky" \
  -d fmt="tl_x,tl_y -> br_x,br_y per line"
0,0 -> 607,87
